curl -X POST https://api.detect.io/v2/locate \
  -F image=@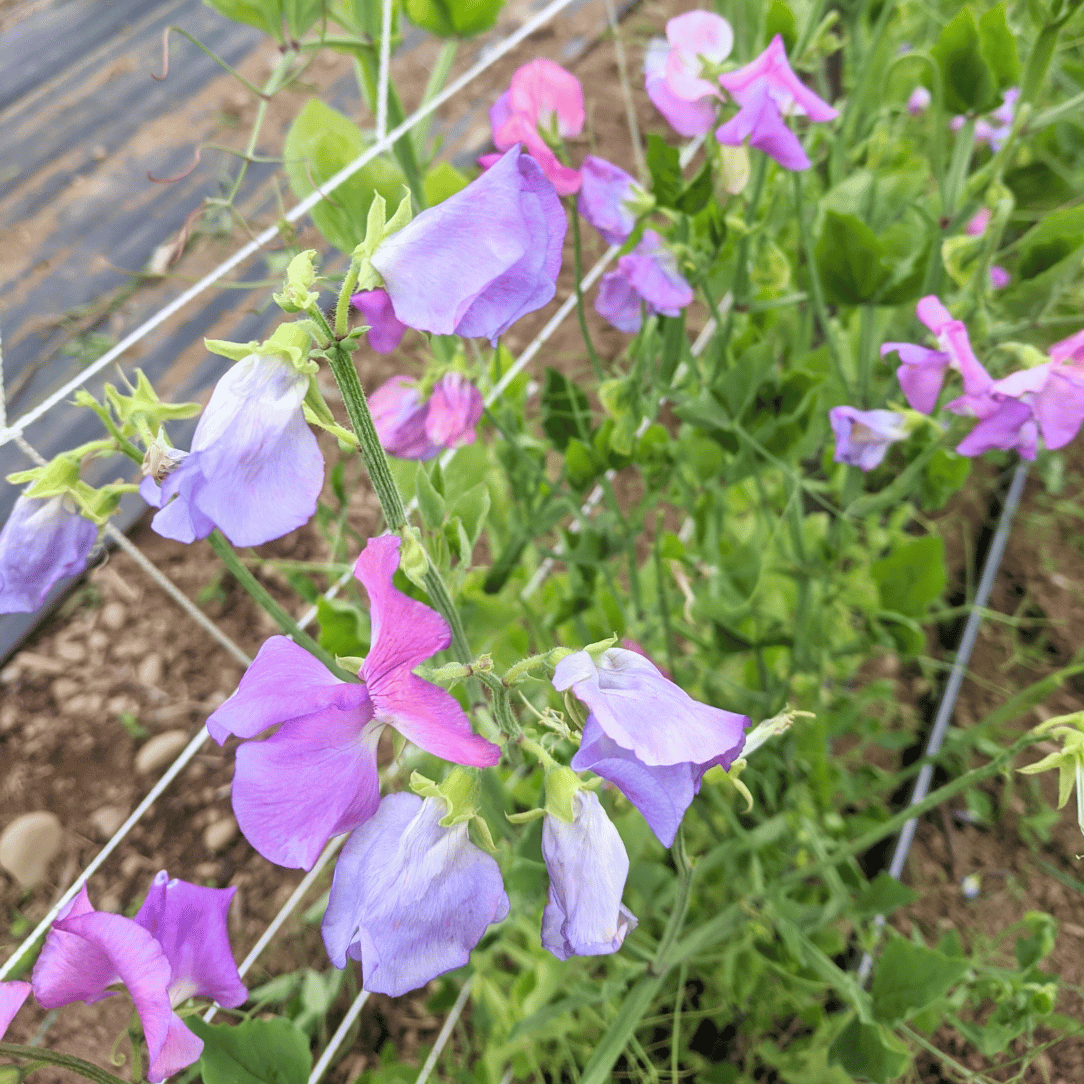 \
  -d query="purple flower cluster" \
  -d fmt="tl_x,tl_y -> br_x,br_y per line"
369,373 -> 484,460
